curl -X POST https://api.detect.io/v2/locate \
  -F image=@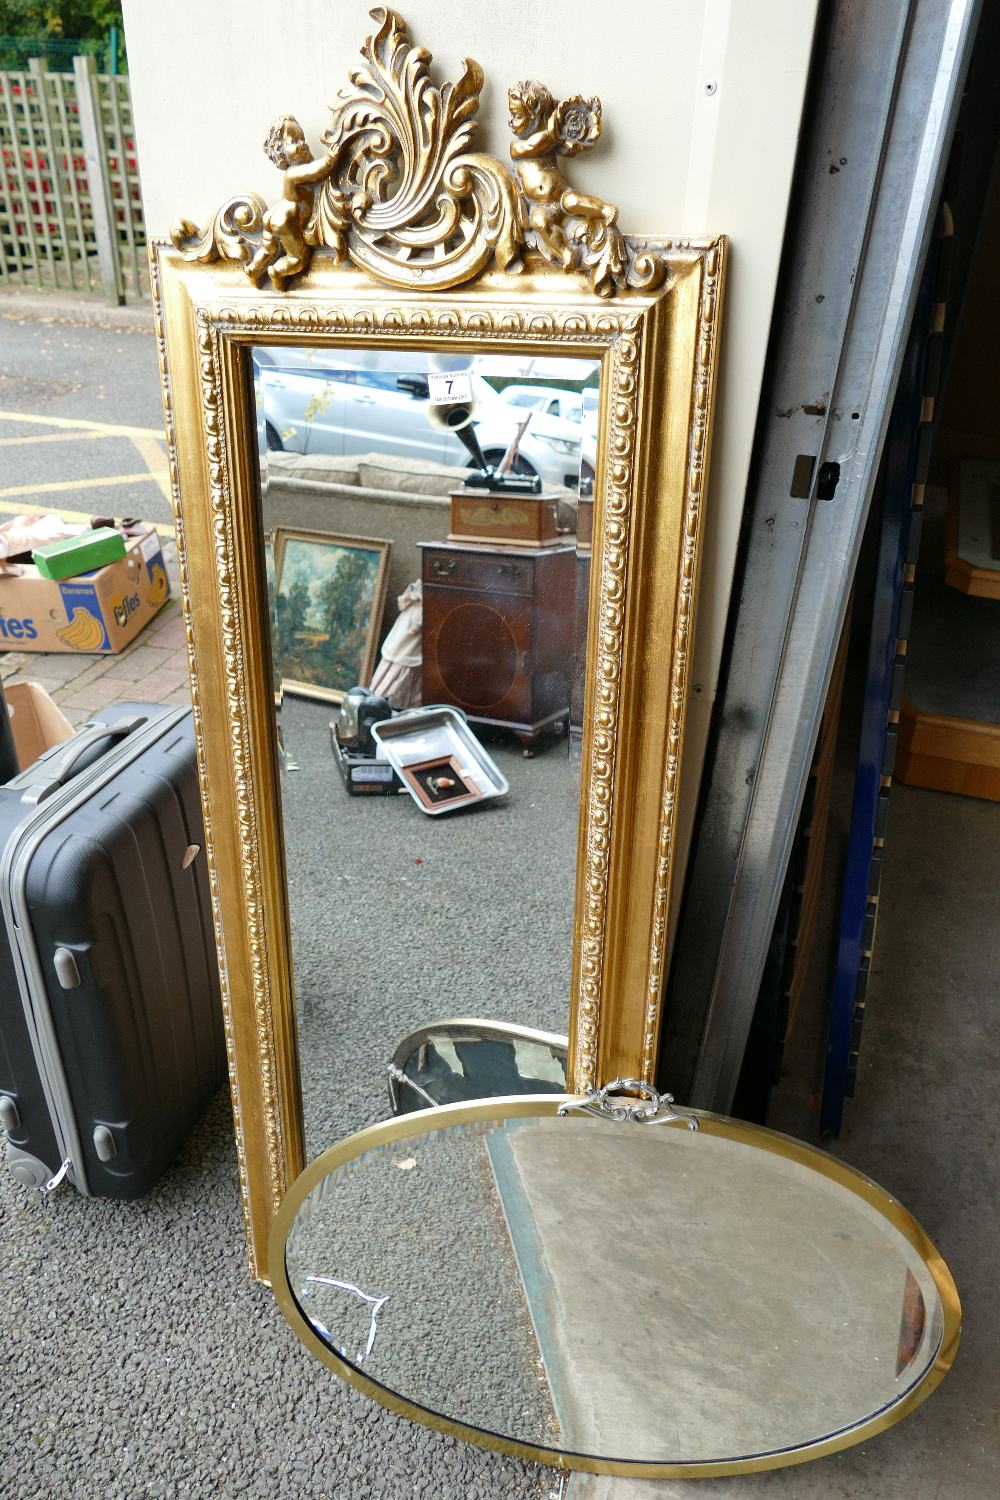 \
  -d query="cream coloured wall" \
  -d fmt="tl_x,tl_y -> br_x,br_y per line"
122,0 -> 820,913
